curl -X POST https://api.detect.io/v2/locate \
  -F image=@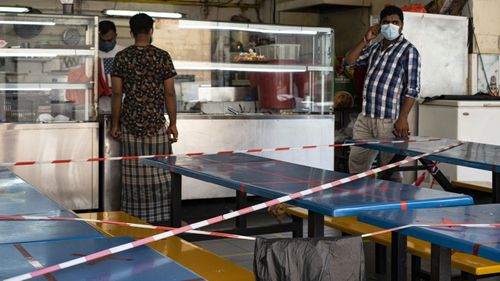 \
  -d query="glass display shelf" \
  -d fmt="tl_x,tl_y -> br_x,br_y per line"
0,13 -> 97,123
152,19 -> 334,115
